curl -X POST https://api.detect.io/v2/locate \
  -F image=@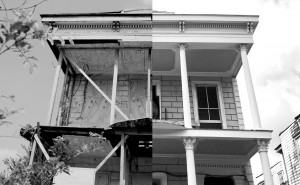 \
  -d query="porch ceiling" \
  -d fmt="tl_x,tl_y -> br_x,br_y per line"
153,138 -> 257,157
152,48 -> 240,75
